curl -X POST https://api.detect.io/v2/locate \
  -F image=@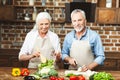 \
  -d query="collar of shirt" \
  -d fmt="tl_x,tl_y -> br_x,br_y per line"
36,30 -> 49,39
74,27 -> 87,40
